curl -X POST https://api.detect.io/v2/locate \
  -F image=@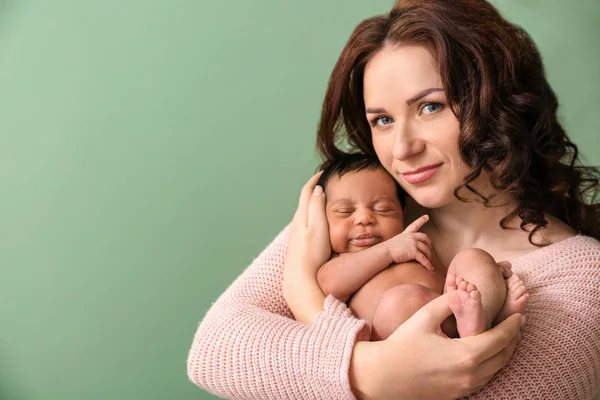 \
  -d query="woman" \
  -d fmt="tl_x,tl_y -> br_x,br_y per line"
188,0 -> 600,399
